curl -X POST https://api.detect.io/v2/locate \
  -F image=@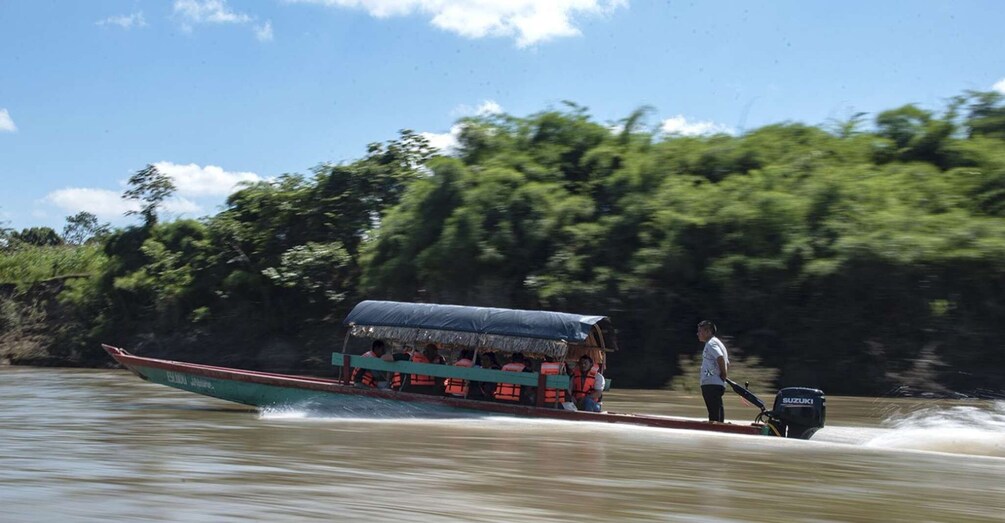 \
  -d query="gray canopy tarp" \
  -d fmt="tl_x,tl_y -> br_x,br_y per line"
343,300 -> 617,359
